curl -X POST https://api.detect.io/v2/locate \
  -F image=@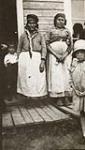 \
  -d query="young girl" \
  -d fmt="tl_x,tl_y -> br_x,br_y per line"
46,13 -> 72,106
4,43 -> 18,101
17,14 -> 47,98
71,39 -> 85,141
